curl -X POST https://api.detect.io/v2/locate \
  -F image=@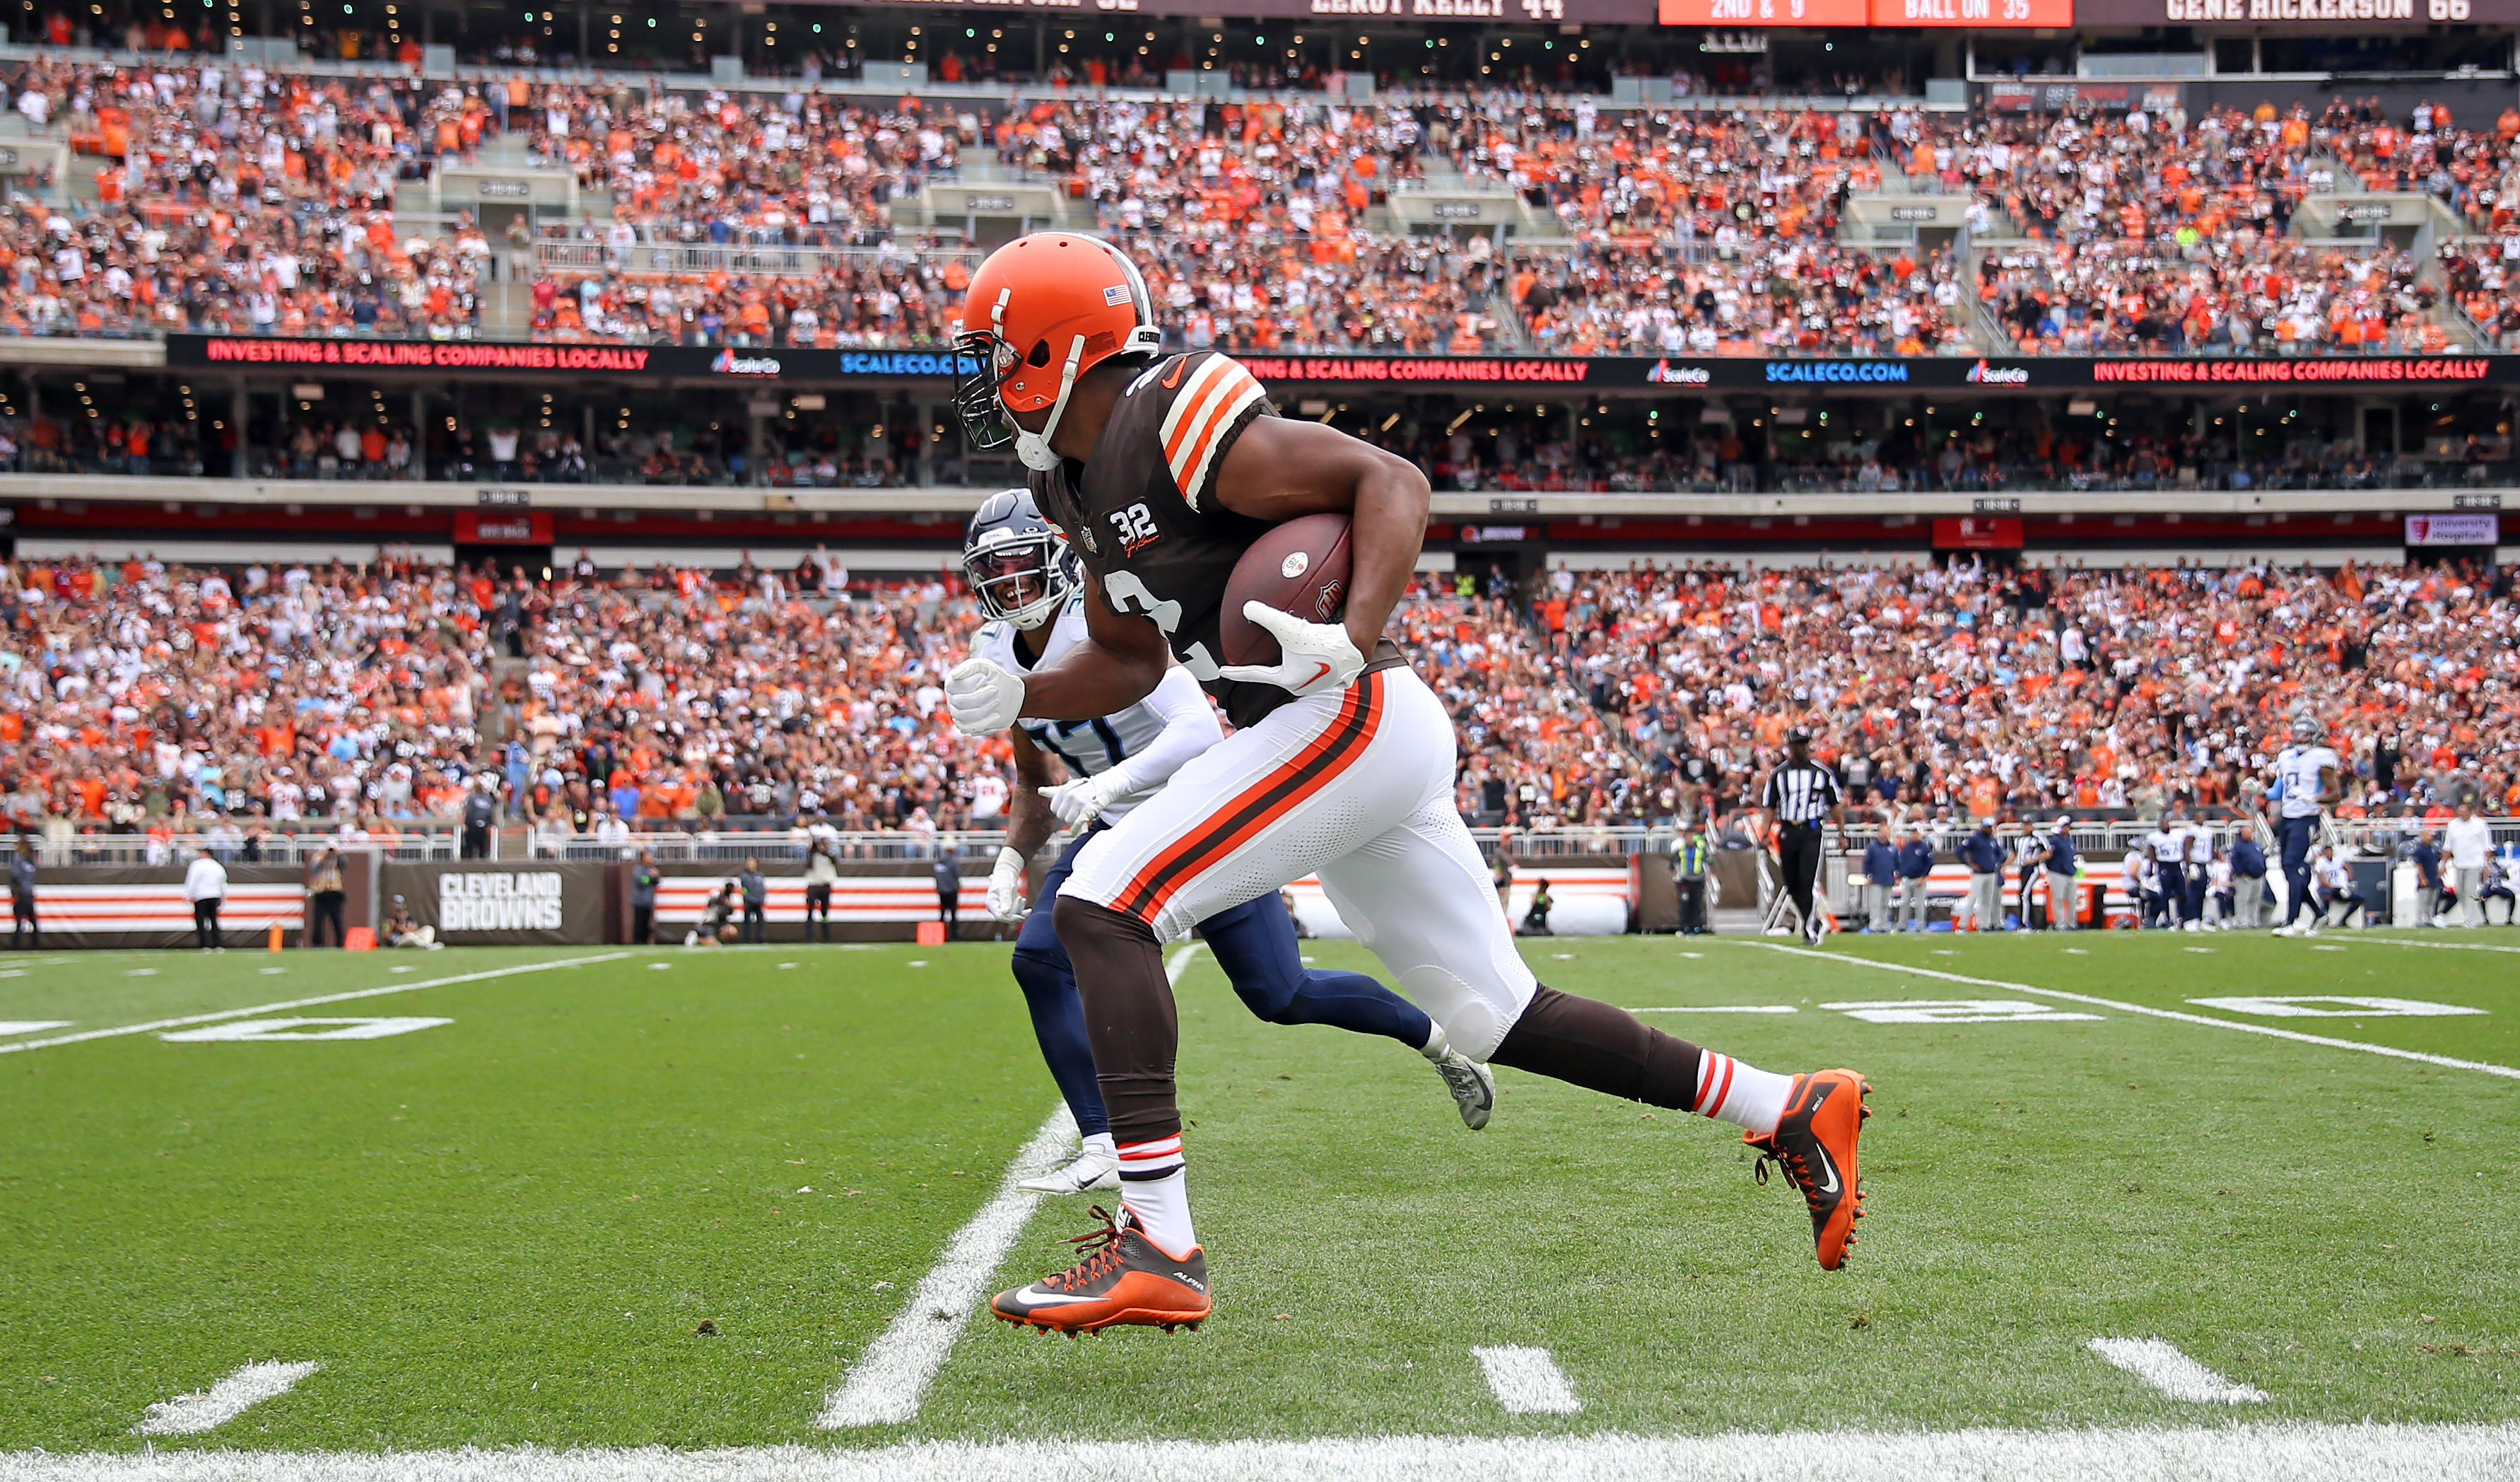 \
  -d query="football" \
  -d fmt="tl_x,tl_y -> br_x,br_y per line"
1218,512 -> 1353,668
